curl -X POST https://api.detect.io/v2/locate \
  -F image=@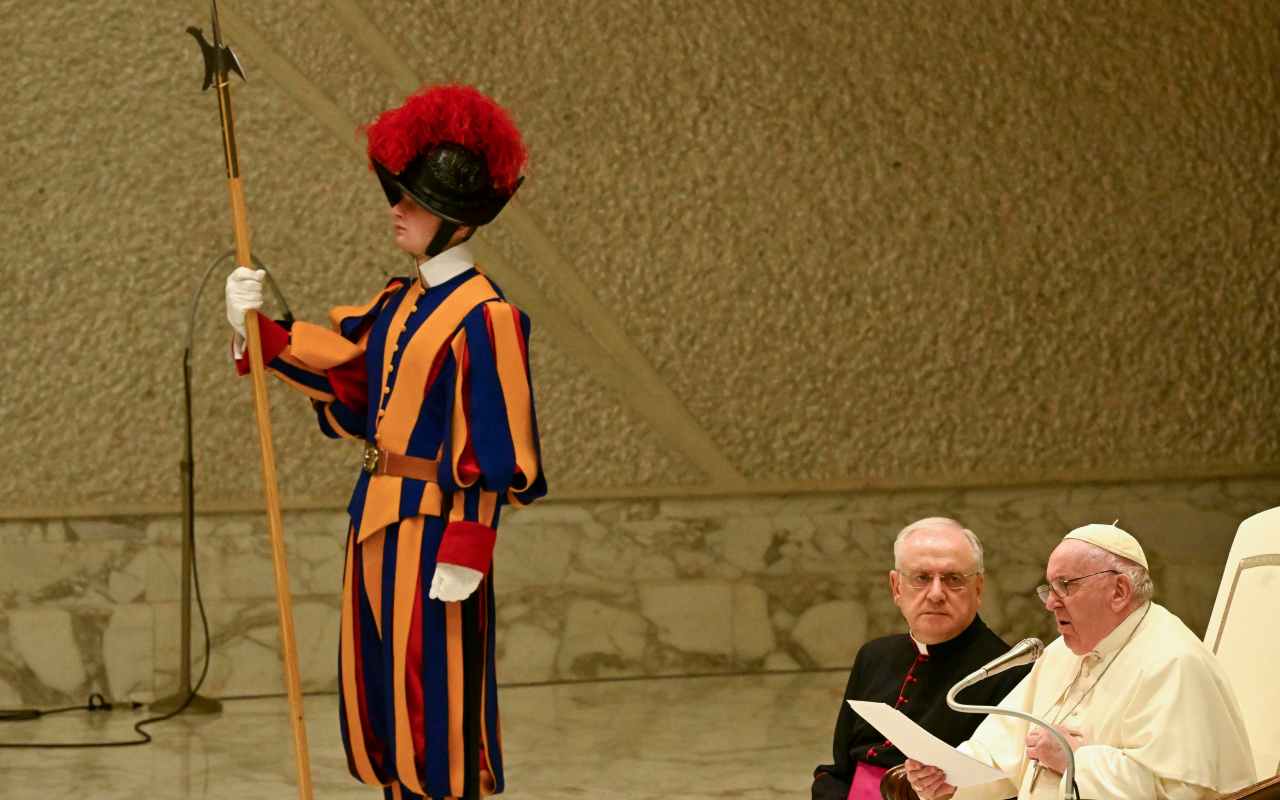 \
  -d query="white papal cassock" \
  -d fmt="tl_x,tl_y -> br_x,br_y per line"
955,602 -> 1255,800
